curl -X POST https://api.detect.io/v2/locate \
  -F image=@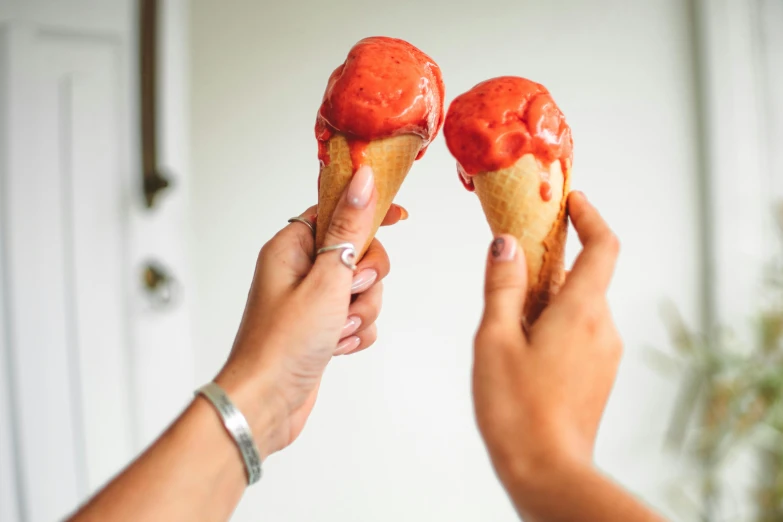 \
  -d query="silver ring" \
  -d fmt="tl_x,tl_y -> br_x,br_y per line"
316,242 -> 357,271
288,216 -> 315,235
